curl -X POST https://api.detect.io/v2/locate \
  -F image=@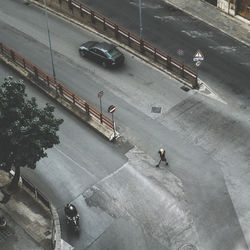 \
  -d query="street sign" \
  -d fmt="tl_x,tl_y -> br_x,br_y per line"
196,61 -> 202,67
98,90 -> 104,98
177,49 -> 184,56
108,105 -> 116,113
193,49 -> 204,62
